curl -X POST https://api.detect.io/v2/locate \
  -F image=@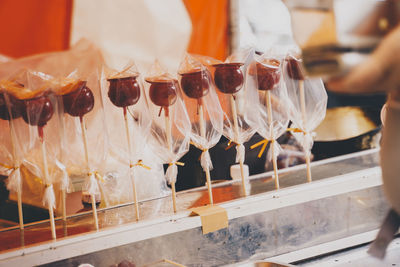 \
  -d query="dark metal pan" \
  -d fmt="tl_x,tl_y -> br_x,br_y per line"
312,106 -> 382,160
